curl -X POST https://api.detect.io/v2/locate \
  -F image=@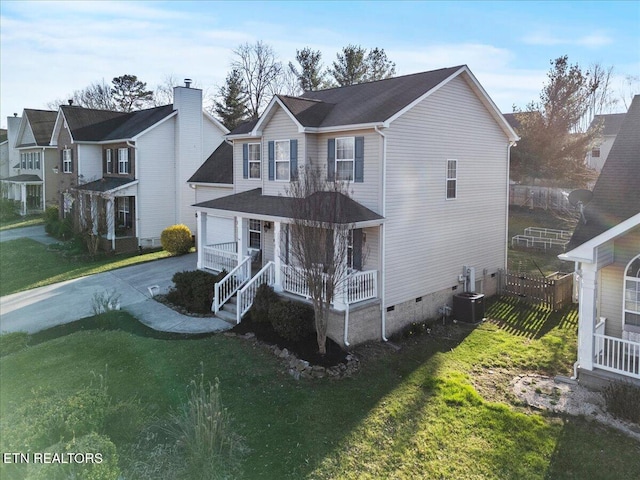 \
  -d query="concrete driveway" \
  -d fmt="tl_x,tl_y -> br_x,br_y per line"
0,253 -> 231,334
0,225 -> 59,245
